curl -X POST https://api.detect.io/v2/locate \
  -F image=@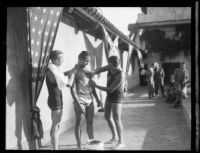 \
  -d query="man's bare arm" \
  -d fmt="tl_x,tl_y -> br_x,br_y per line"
94,65 -> 109,74
70,80 -> 78,103
93,72 -> 123,93
70,80 -> 85,114
91,84 -> 102,107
